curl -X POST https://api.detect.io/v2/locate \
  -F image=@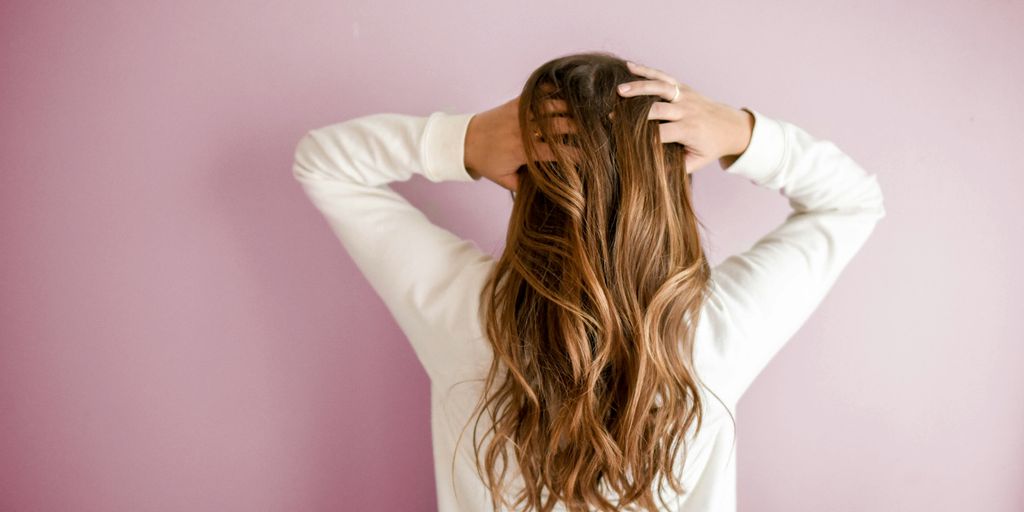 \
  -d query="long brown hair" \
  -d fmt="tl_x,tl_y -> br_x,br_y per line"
456,51 -> 733,511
